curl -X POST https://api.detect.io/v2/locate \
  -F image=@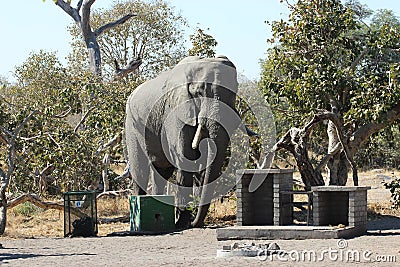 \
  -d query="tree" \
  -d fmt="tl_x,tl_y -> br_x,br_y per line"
188,27 -> 218,58
261,0 -> 400,188
0,51 -> 133,234
0,108 -> 38,234
67,0 -> 187,80
51,0 -> 139,77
